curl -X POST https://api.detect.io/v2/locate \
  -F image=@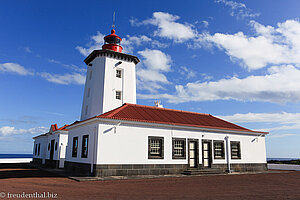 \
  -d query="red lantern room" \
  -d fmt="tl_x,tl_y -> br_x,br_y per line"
102,29 -> 123,53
